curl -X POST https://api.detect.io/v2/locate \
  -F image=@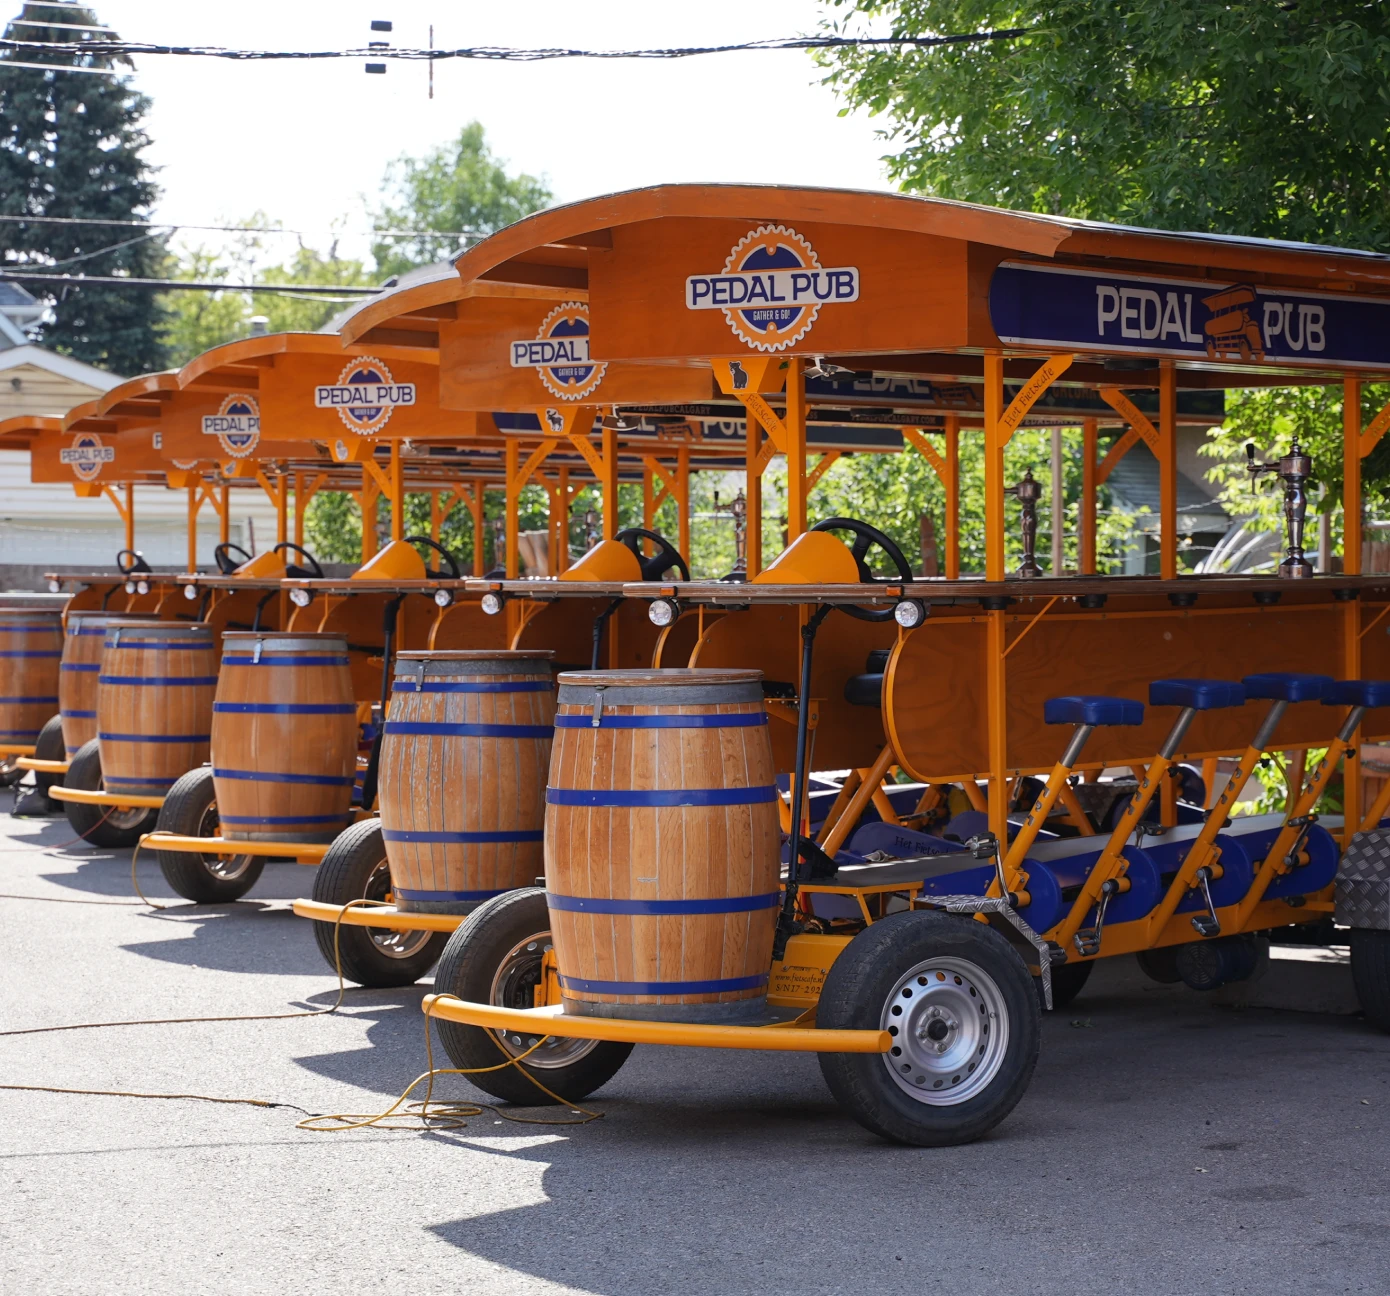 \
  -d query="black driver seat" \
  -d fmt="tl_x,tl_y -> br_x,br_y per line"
843,648 -> 889,708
